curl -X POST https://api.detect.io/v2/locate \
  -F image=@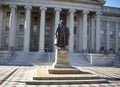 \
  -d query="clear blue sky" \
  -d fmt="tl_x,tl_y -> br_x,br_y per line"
104,0 -> 120,8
